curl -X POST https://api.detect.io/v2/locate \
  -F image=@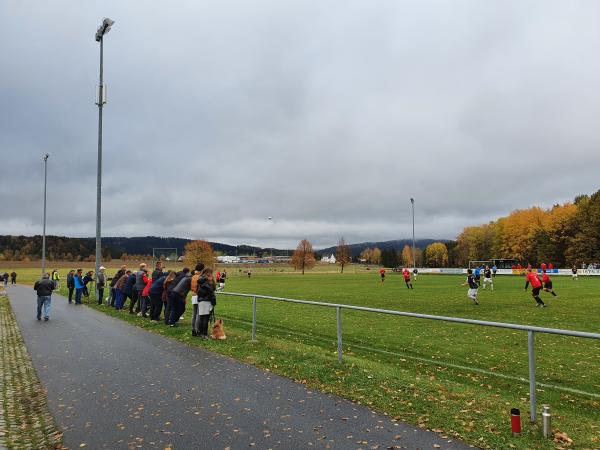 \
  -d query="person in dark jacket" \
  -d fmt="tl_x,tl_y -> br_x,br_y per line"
10,271 -> 17,285
168,268 -> 191,326
162,271 -> 177,324
114,270 -> 131,310
124,272 -> 136,313
149,272 -> 168,321
196,267 -> 216,339
97,266 -> 107,305
3,272 -> 8,287
66,270 -> 75,303
109,265 -> 127,307
82,271 -> 94,298
151,261 -> 164,281
34,273 -> 55,321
